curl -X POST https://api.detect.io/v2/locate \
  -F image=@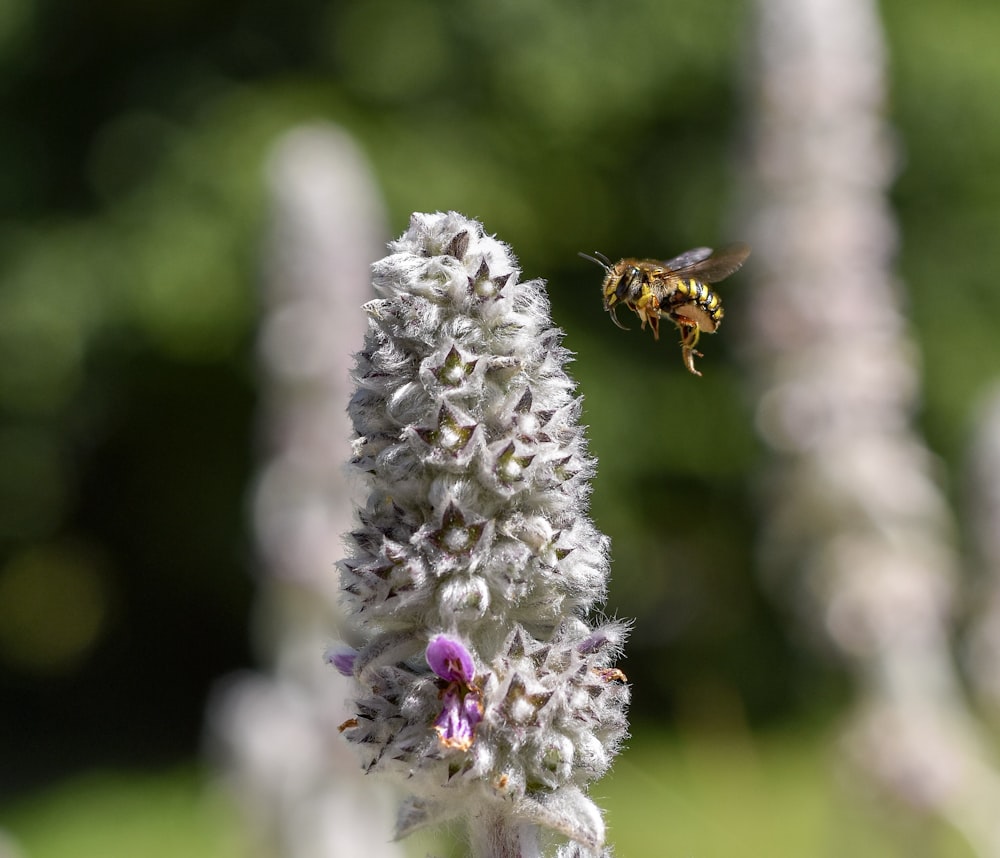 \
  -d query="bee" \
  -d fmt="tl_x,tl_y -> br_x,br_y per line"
579,242 -> 751,376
